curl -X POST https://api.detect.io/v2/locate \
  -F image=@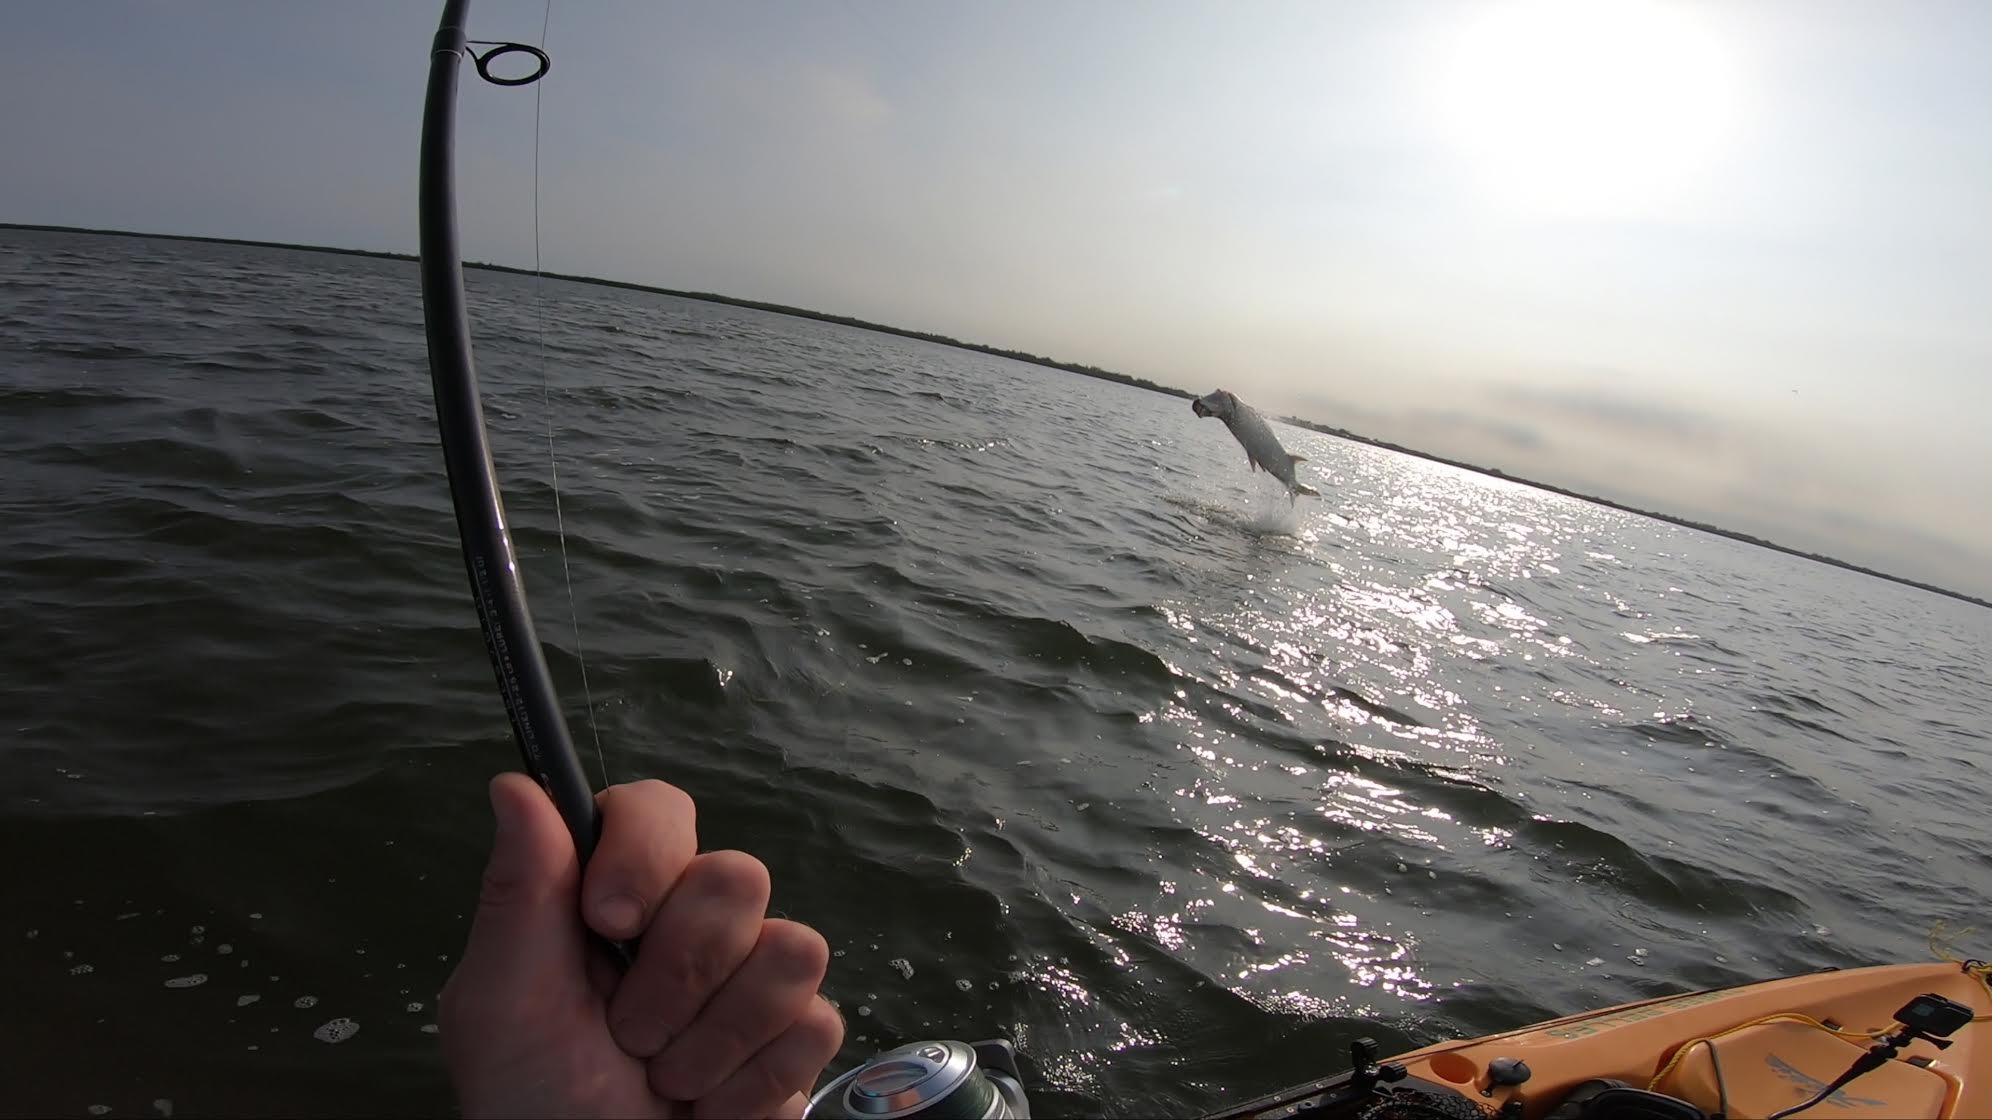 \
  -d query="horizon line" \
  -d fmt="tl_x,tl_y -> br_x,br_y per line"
4,219 -> 1985,612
